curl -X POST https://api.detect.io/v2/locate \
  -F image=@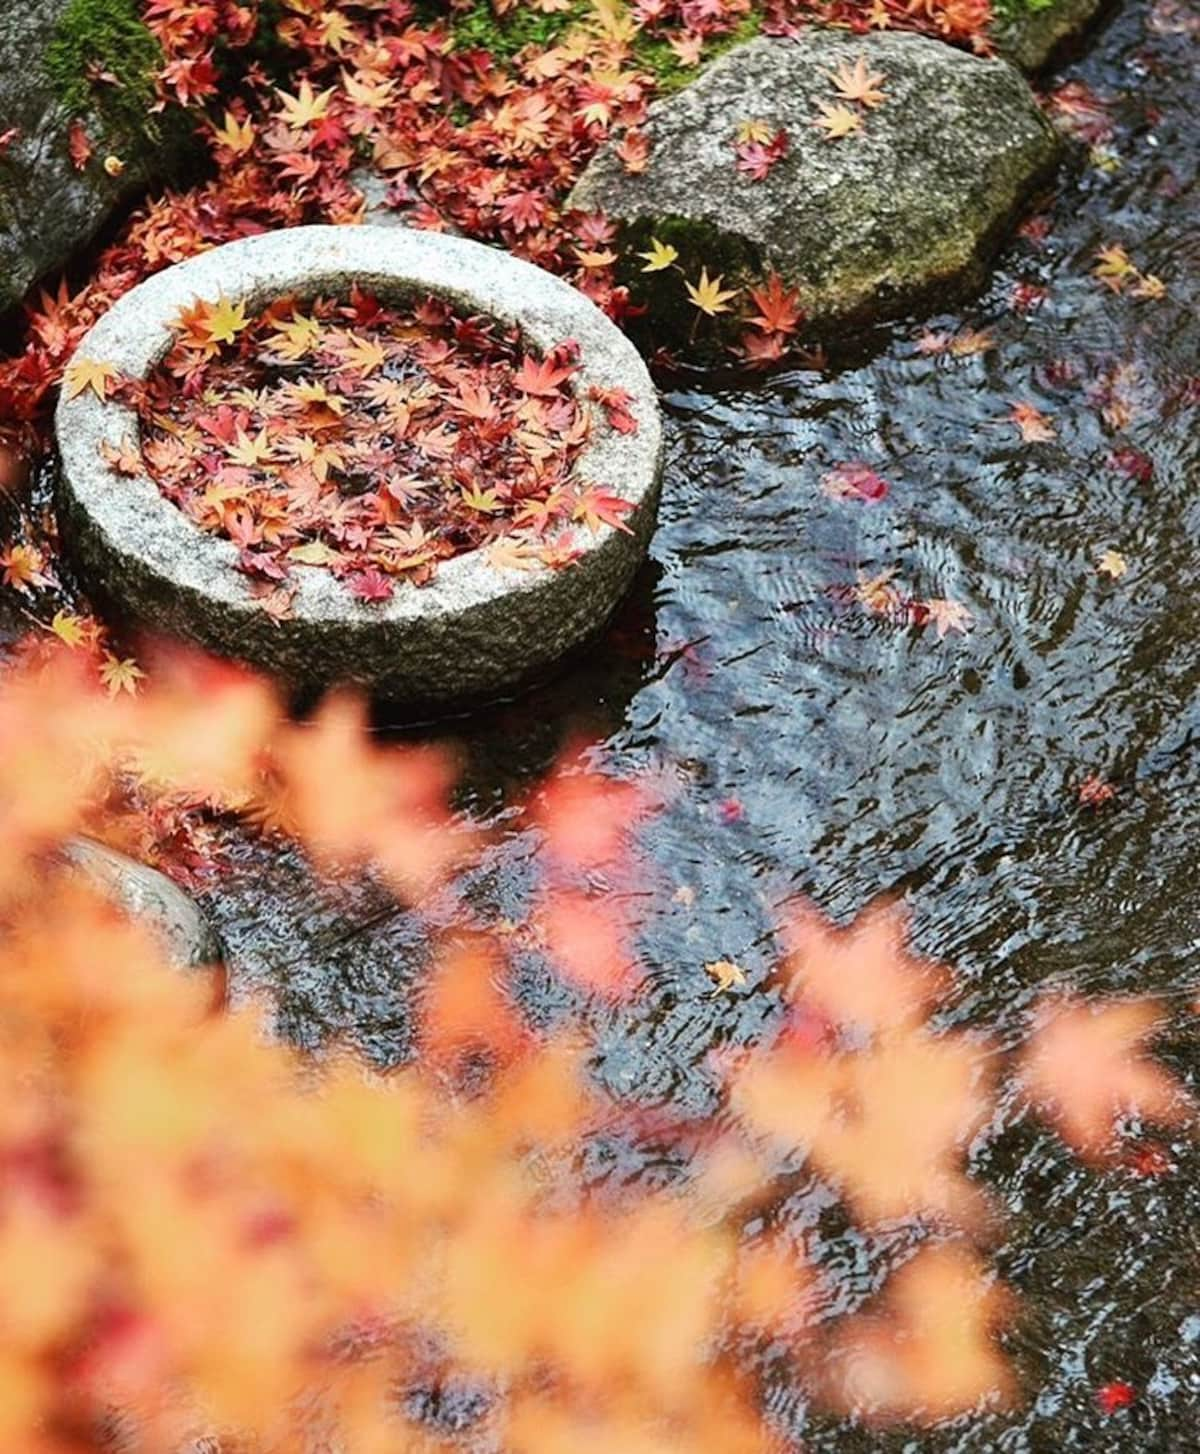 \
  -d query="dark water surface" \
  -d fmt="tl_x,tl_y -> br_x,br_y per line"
141,2 -> 1200,1446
